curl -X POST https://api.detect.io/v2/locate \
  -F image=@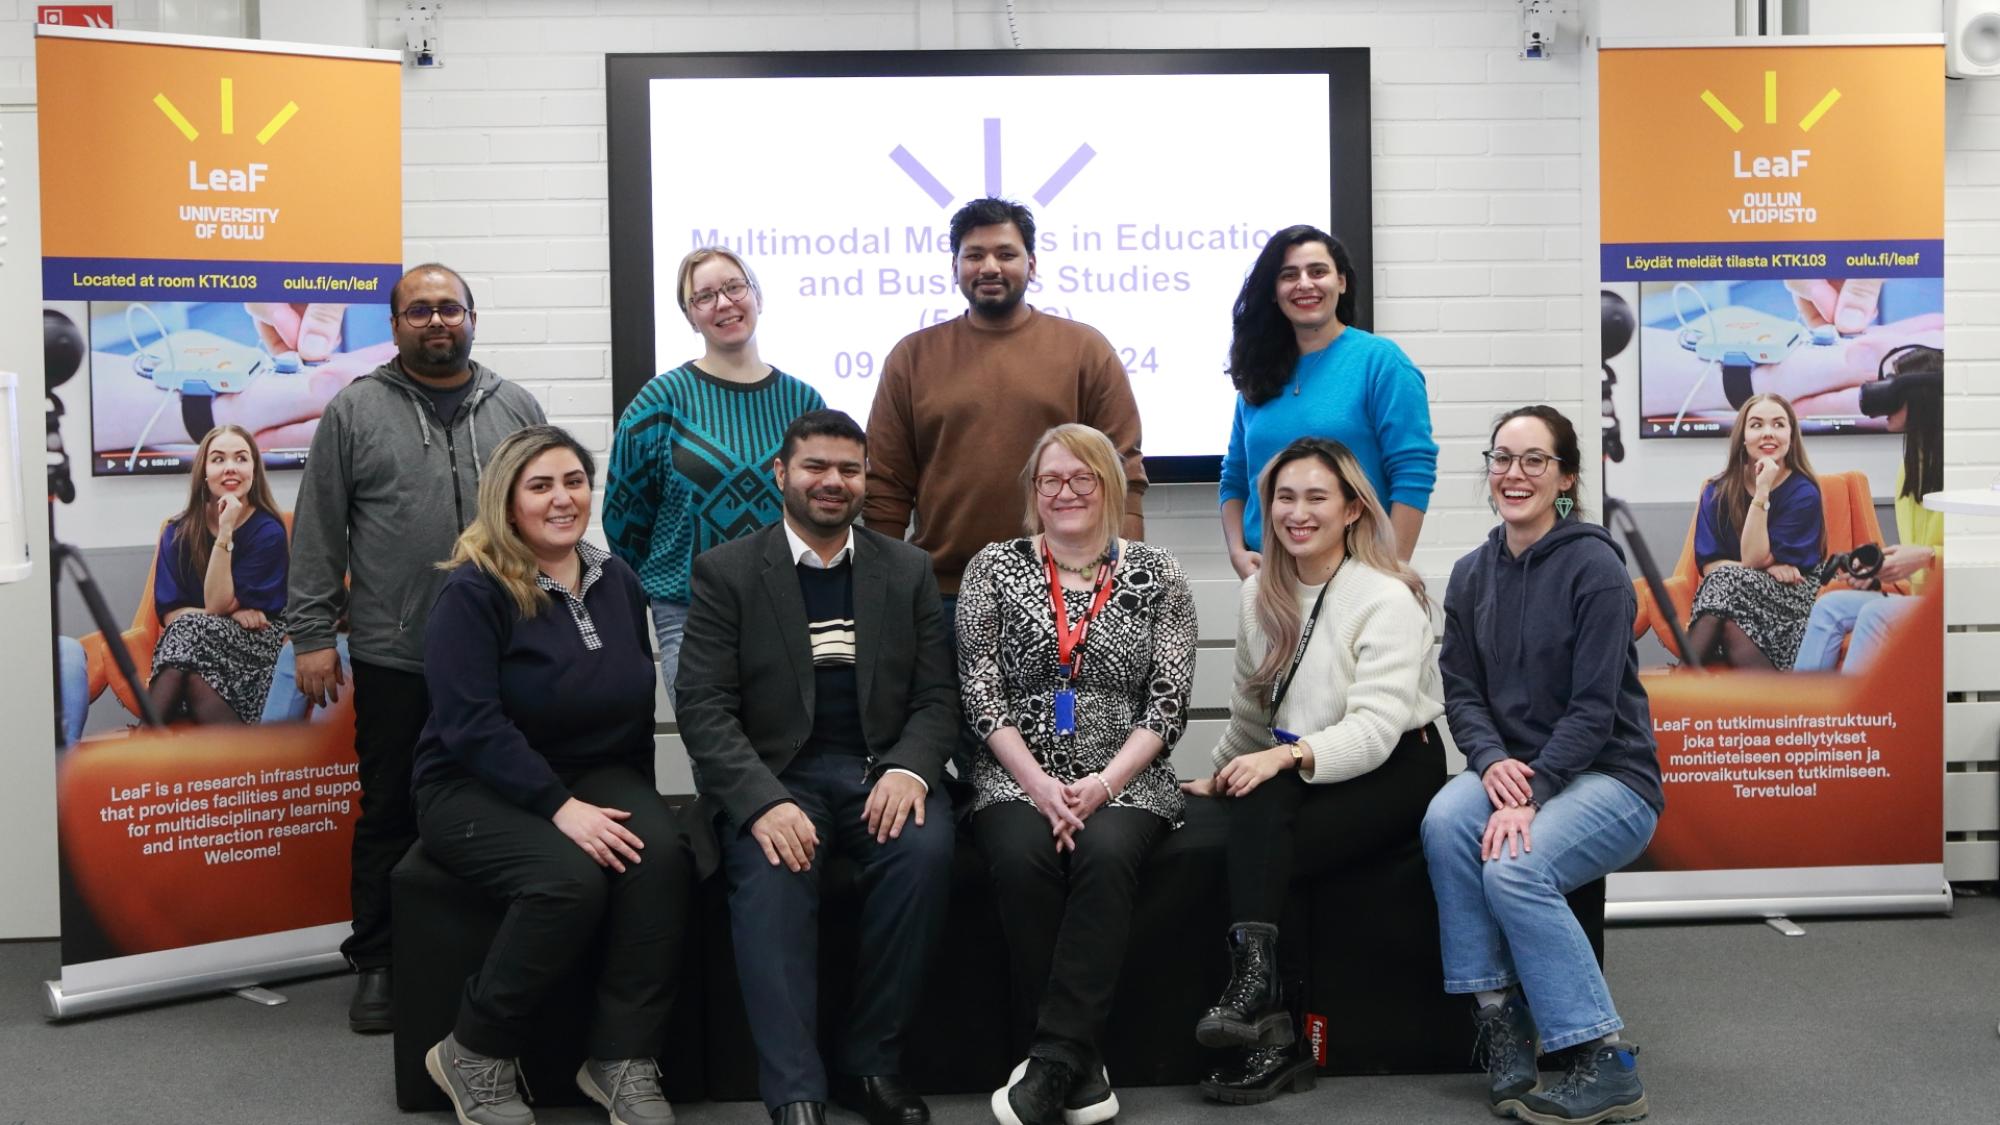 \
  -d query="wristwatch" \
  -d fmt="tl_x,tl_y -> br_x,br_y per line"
1288,743 -> 1306,769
